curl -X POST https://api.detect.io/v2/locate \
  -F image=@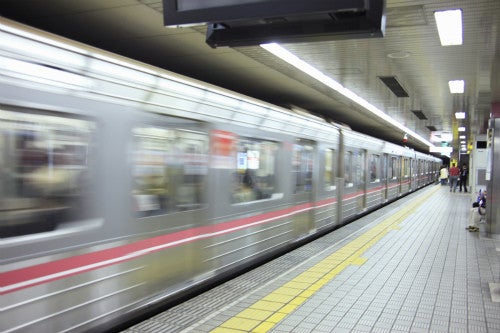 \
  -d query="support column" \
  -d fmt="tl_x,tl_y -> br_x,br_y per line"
486,104 -> 500,237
